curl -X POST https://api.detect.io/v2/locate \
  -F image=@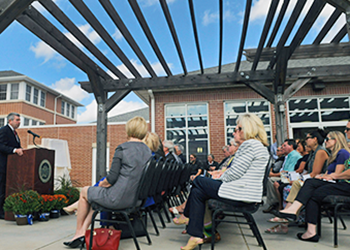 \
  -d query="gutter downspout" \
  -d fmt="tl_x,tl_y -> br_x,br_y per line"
54,94 -> 62,125
148,89 -> 155,132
